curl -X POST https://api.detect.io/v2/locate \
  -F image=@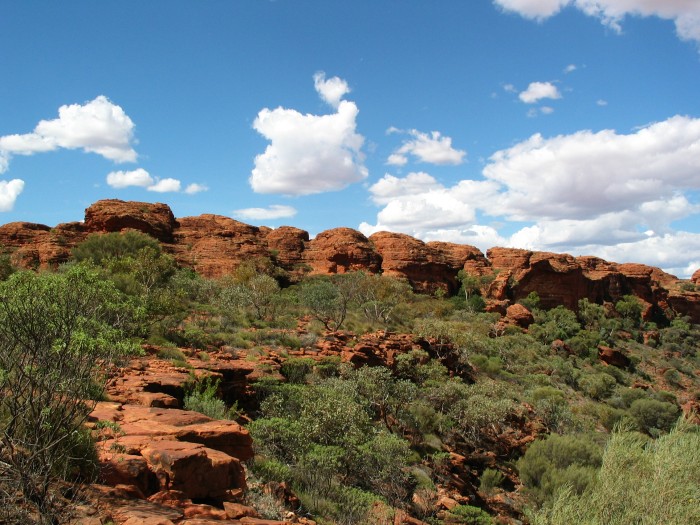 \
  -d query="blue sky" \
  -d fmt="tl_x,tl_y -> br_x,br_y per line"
2,1 -> 700,276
